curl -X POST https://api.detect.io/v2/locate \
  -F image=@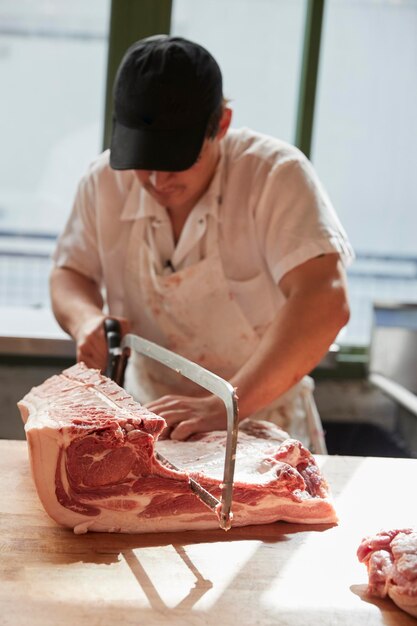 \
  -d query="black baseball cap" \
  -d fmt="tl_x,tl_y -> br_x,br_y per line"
110,35 -> 223,172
